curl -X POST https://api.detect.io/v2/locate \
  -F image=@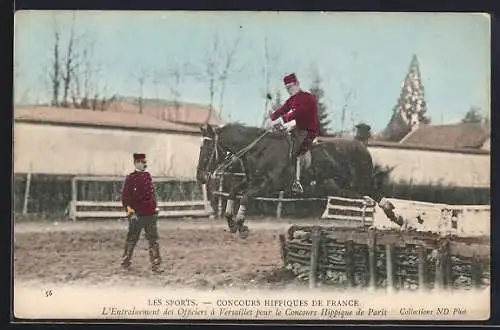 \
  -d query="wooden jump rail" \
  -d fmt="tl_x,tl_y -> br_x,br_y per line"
68,200 -> 213,221
69,176 -> 213,221
211,171 -> 330,219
